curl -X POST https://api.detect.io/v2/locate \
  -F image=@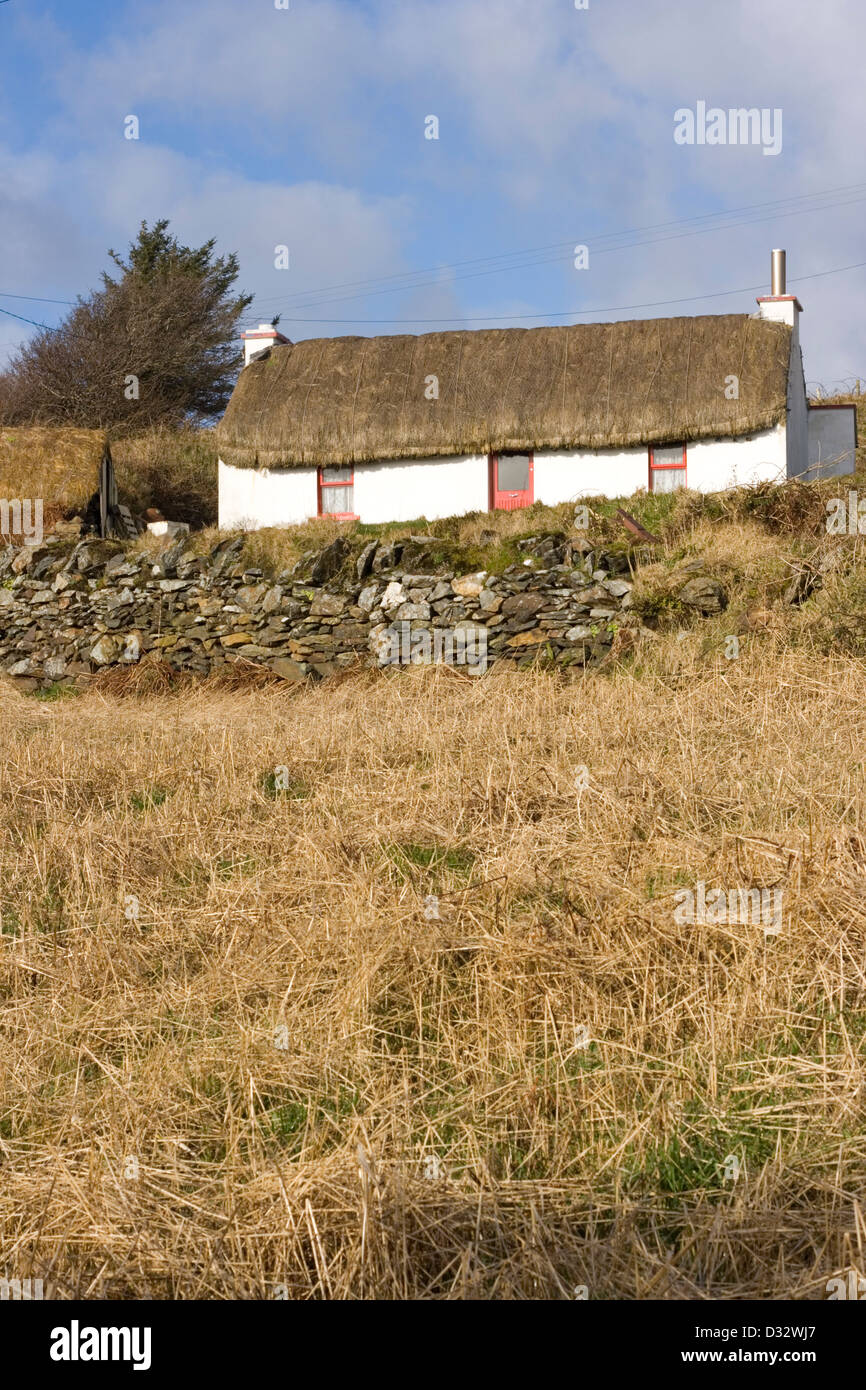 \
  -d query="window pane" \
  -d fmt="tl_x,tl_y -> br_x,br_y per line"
322,467 -> 353,485
651,467 -> 686,493
322,484 -> 353,513
652,445 -> 684,469
498,454 -> 530,491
